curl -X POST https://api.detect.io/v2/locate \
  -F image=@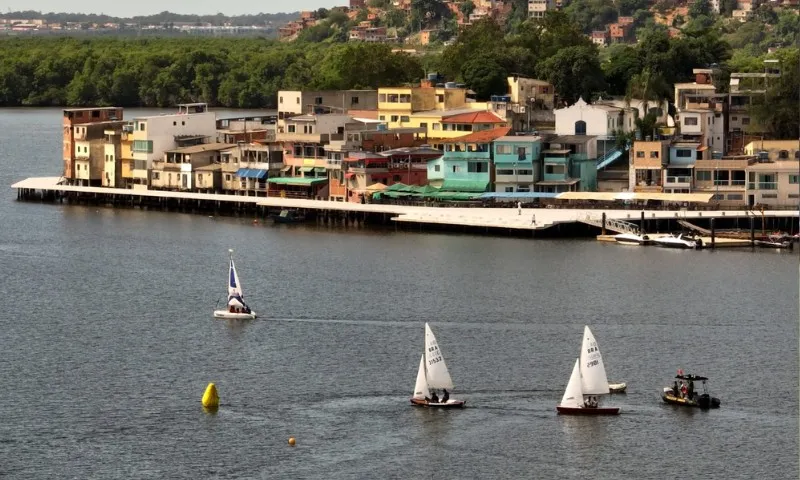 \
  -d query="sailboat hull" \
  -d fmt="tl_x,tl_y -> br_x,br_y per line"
410,398 -> 466,408
556,405 -> 620,415
213,310 -> 257,320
